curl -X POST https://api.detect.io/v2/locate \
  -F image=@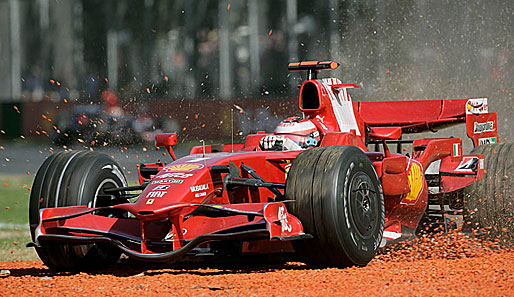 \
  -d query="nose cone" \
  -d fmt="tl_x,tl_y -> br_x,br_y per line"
134,154 -> 234,210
